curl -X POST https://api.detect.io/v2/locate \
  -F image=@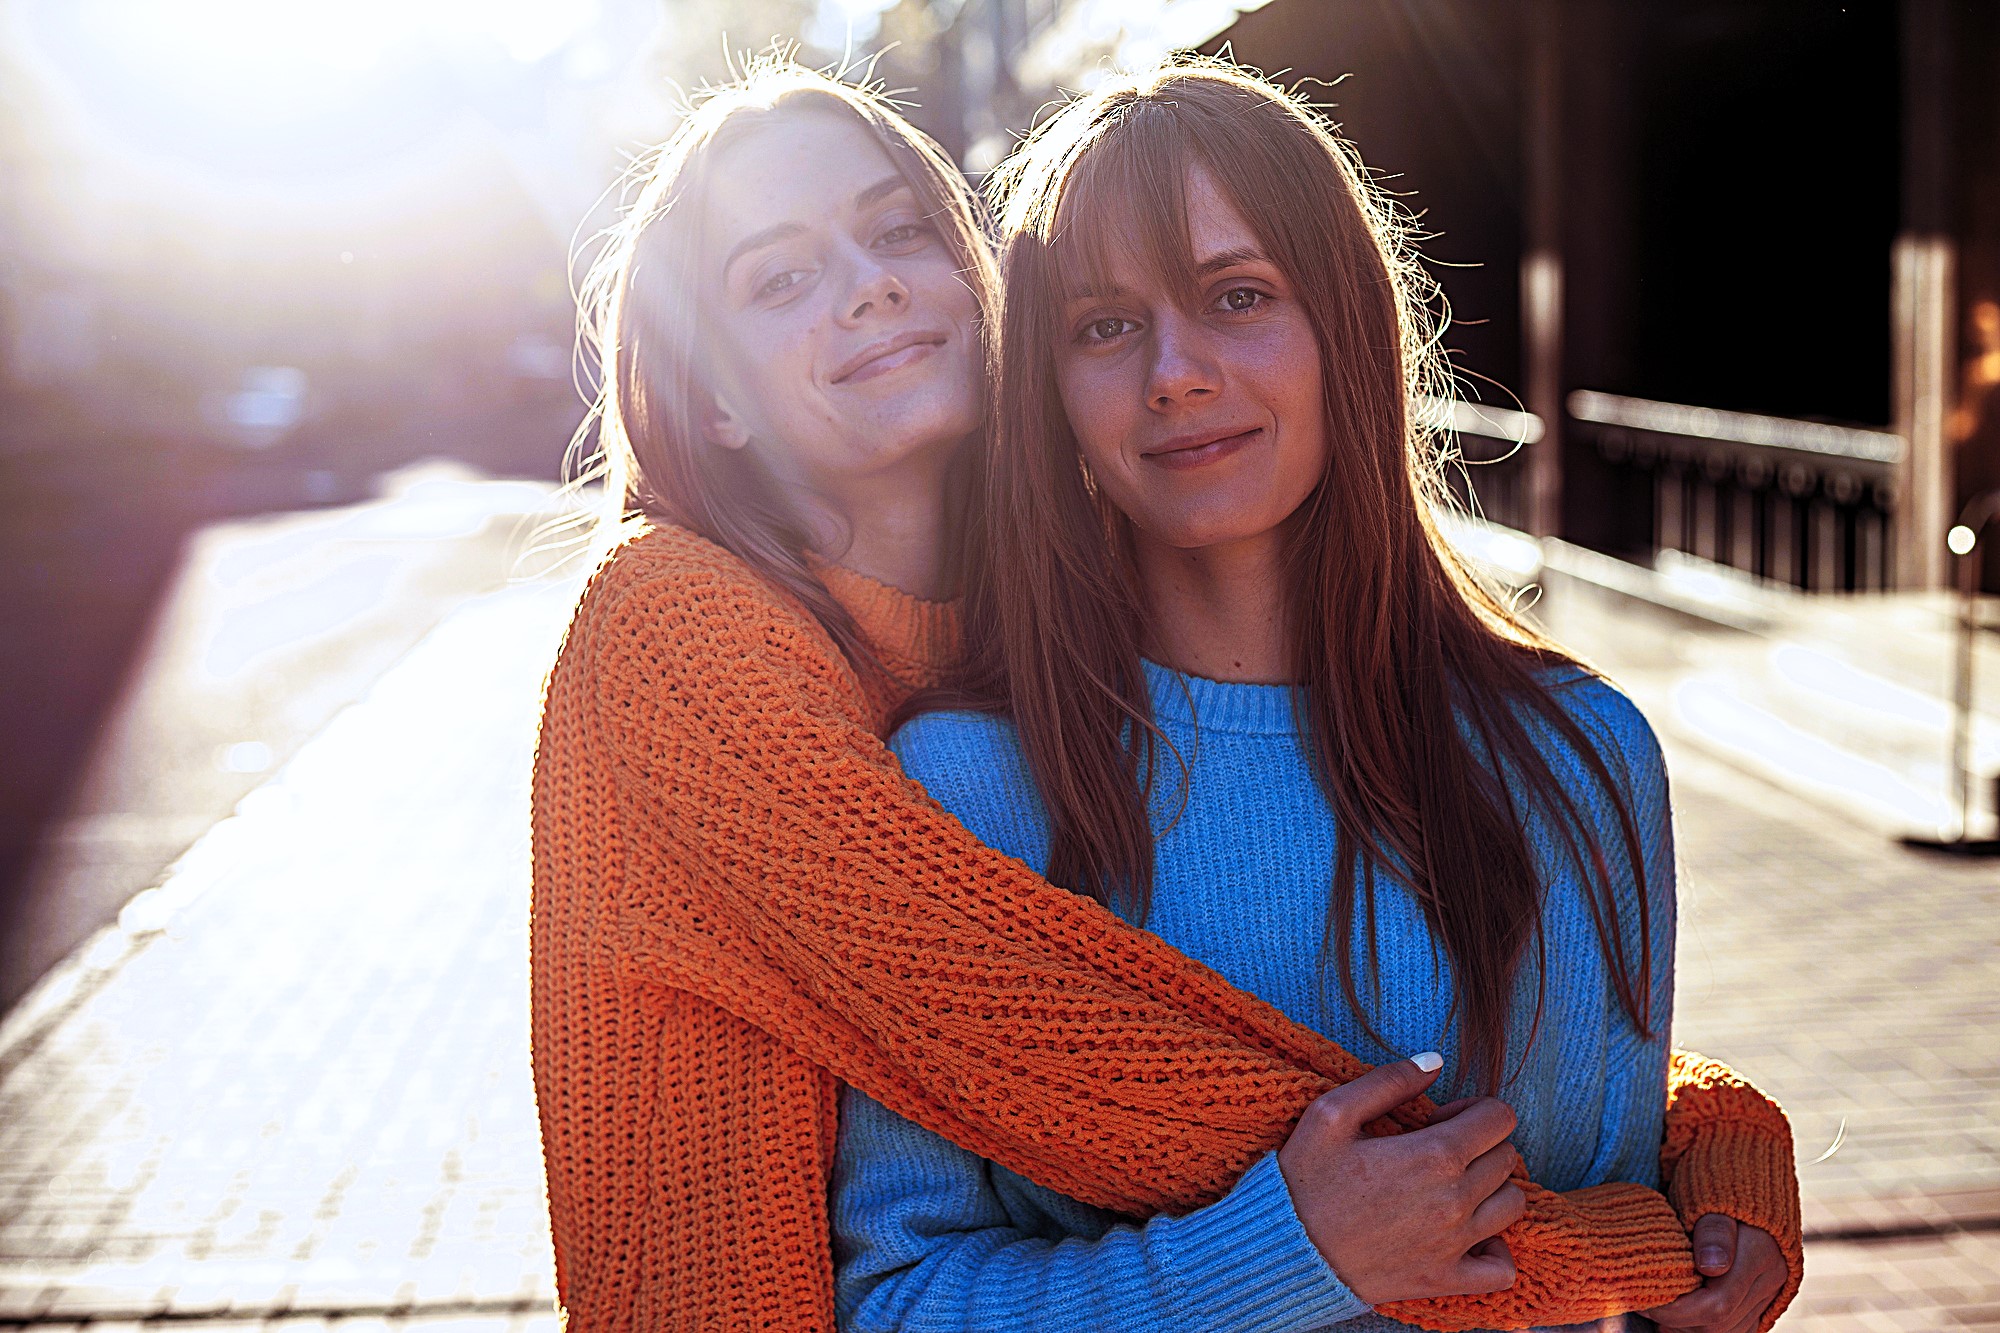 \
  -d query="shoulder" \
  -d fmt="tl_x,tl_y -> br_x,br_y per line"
581,523 -> 803,626
567,523 -> 846,679
888,709 -> 1050,869
1529,663 -> 1667,797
